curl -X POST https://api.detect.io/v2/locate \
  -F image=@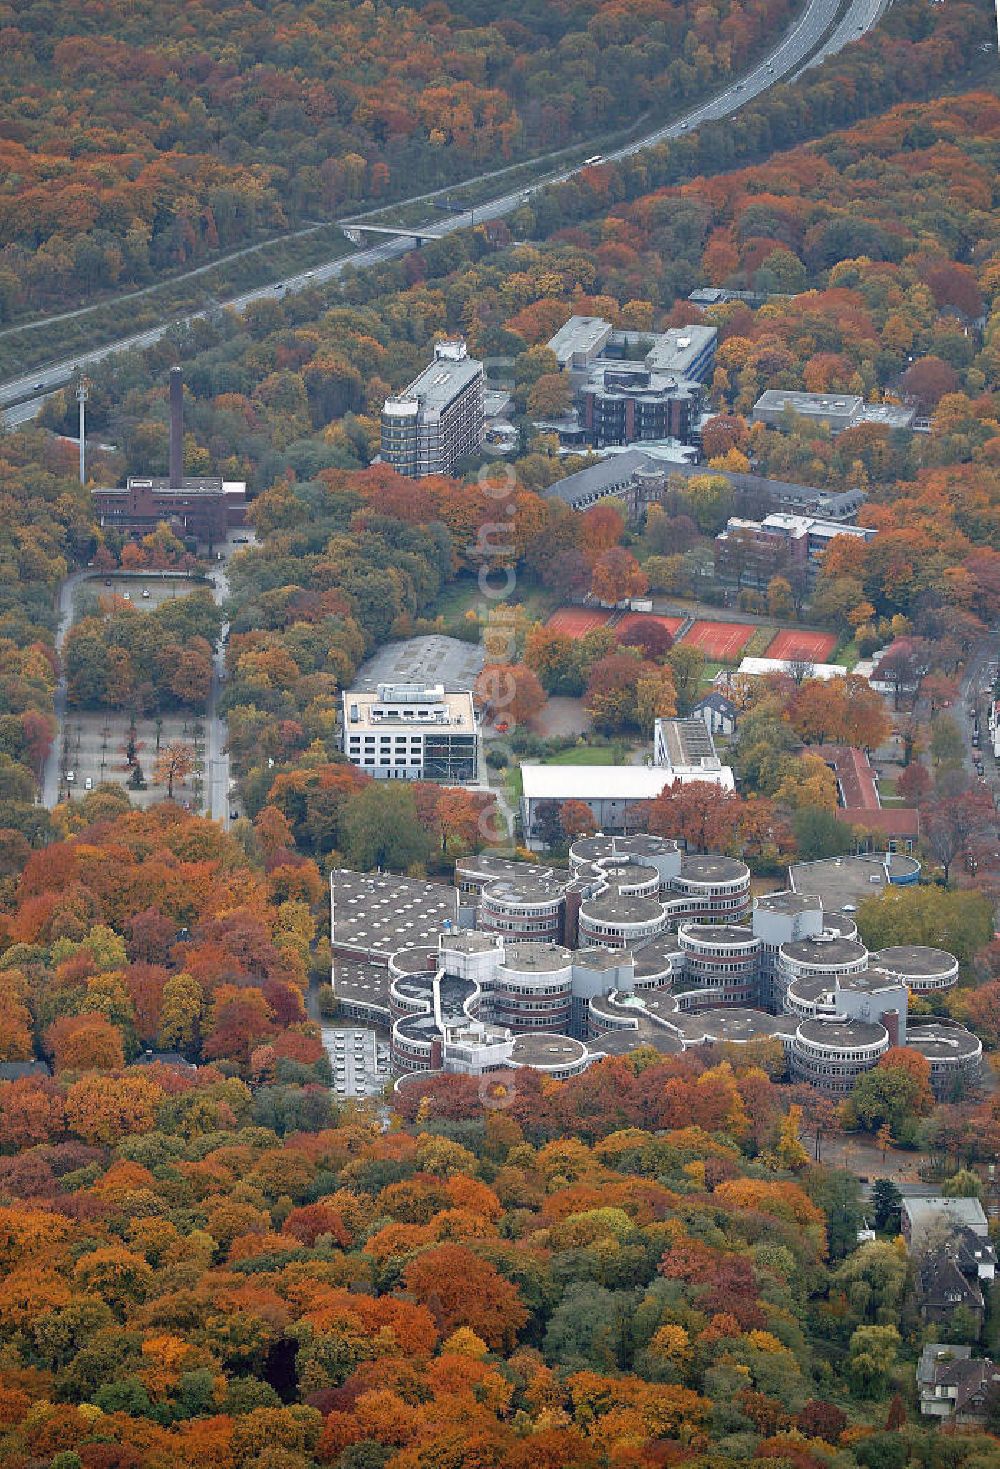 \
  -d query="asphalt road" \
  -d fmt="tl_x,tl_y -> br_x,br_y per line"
2,0 -> 886,425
